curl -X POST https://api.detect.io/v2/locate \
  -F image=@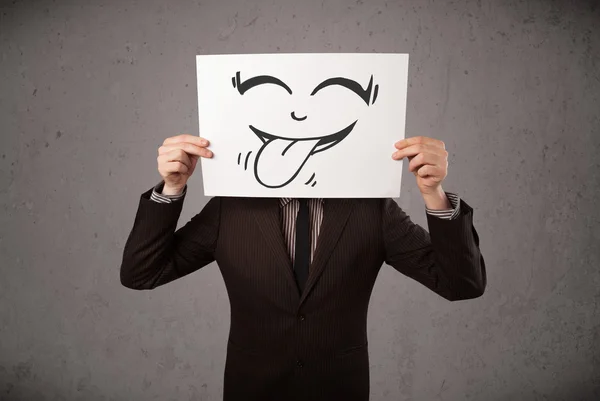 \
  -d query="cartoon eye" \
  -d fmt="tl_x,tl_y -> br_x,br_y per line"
233,71 -> 293,95
310,75 -> 378,106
